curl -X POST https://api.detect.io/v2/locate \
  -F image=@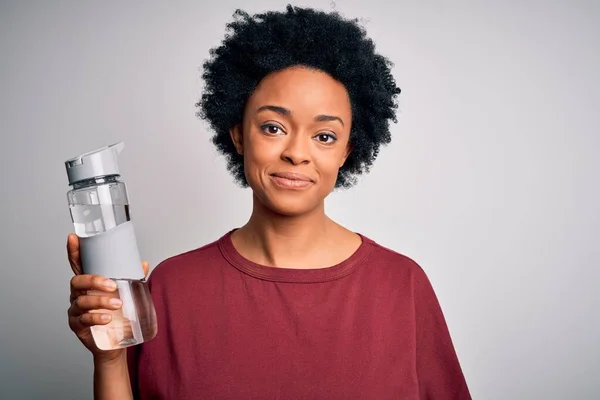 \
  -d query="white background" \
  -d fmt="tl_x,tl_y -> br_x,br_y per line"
1,0 -> 598,398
